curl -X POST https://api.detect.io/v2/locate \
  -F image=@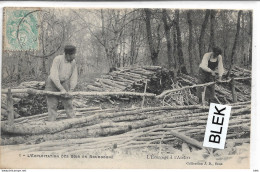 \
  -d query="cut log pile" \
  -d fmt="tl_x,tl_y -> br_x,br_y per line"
86,66 -> 163,92
85,66 -> 251,106
1,102 -> 250,158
